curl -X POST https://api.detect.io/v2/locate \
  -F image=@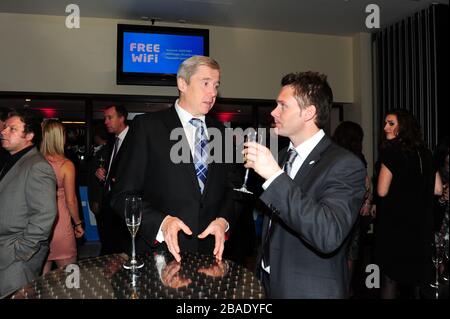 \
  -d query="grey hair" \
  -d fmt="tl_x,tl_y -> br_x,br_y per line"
177,55 -> 220,84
